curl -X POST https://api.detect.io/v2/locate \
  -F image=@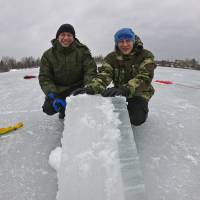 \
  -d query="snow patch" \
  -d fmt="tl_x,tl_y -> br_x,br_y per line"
185,155 -> 198,166
49,147 -> 62,172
